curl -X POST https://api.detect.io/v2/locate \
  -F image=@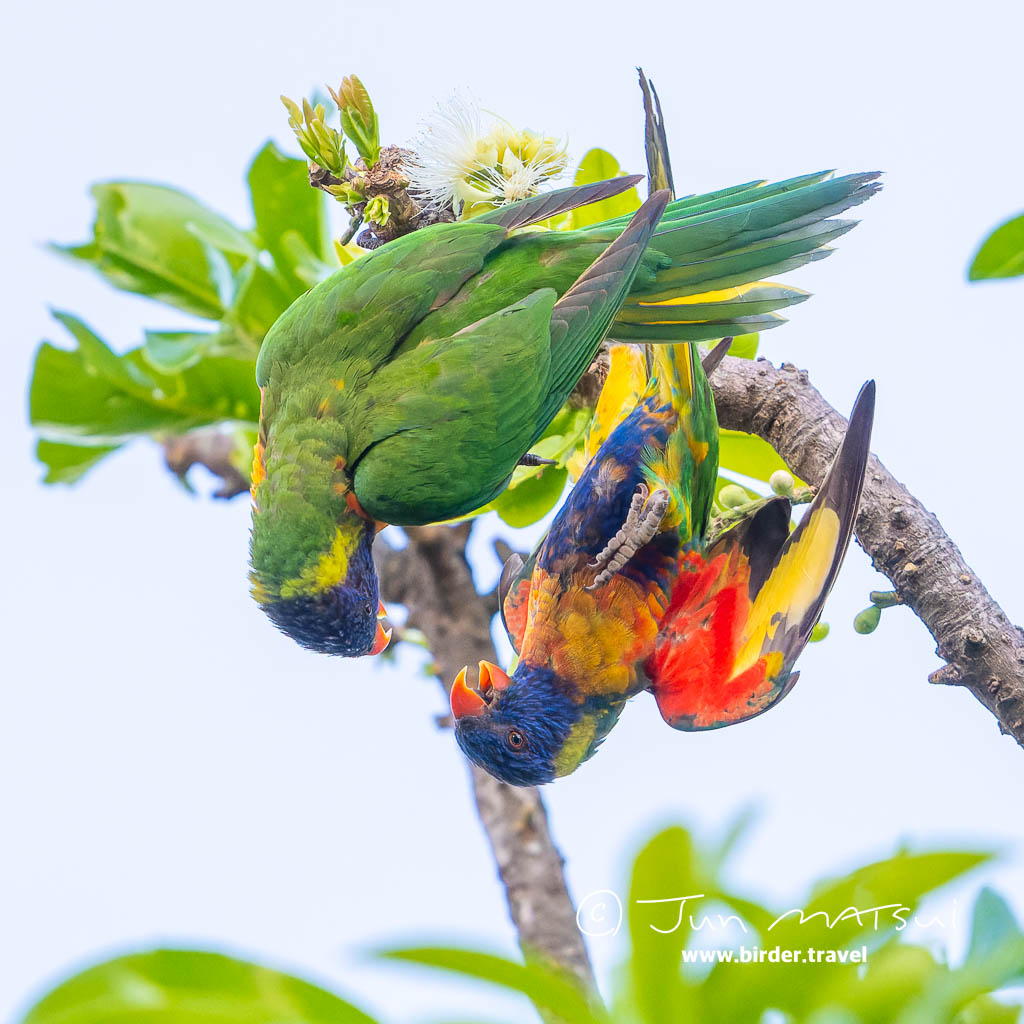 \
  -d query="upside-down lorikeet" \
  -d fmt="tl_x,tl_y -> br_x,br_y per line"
450,341 -> 875,786
250,169 -> 879,657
